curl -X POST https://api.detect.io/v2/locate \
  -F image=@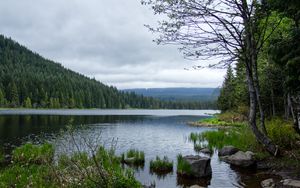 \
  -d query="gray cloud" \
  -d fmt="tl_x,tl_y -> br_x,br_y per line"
0,0 -> 225,89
